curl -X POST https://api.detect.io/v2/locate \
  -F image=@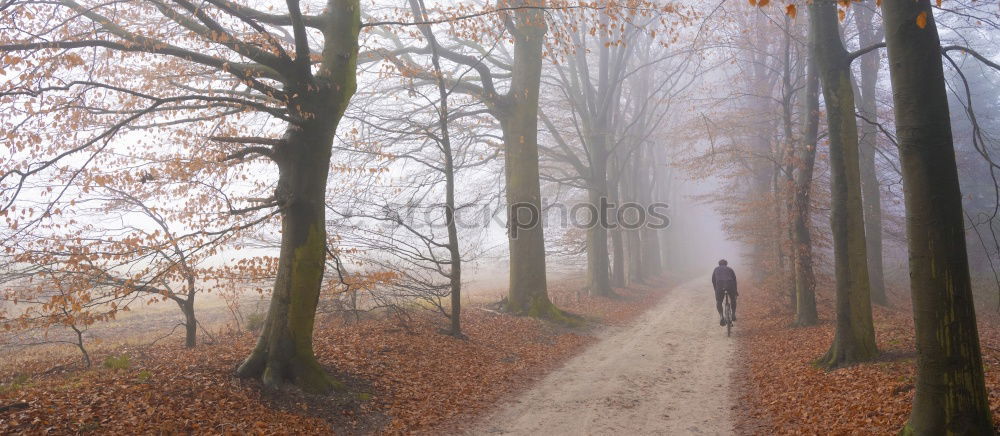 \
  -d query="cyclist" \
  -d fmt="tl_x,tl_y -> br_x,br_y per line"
712,259 -> 738,326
